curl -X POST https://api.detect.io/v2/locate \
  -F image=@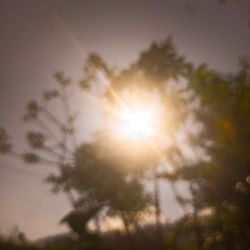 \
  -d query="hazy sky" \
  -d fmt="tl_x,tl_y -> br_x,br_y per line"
0,0 -> 249,240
